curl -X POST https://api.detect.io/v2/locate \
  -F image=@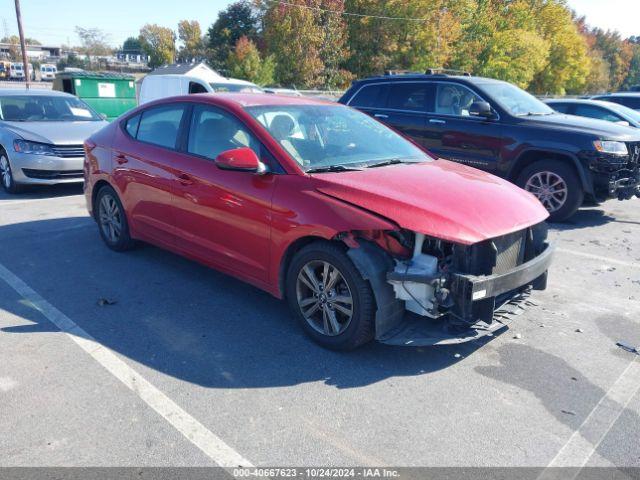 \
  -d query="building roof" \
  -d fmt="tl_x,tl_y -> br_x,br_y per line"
55,71 -> 135,80
146,62 -> 224,83
147,63 -> 209,76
